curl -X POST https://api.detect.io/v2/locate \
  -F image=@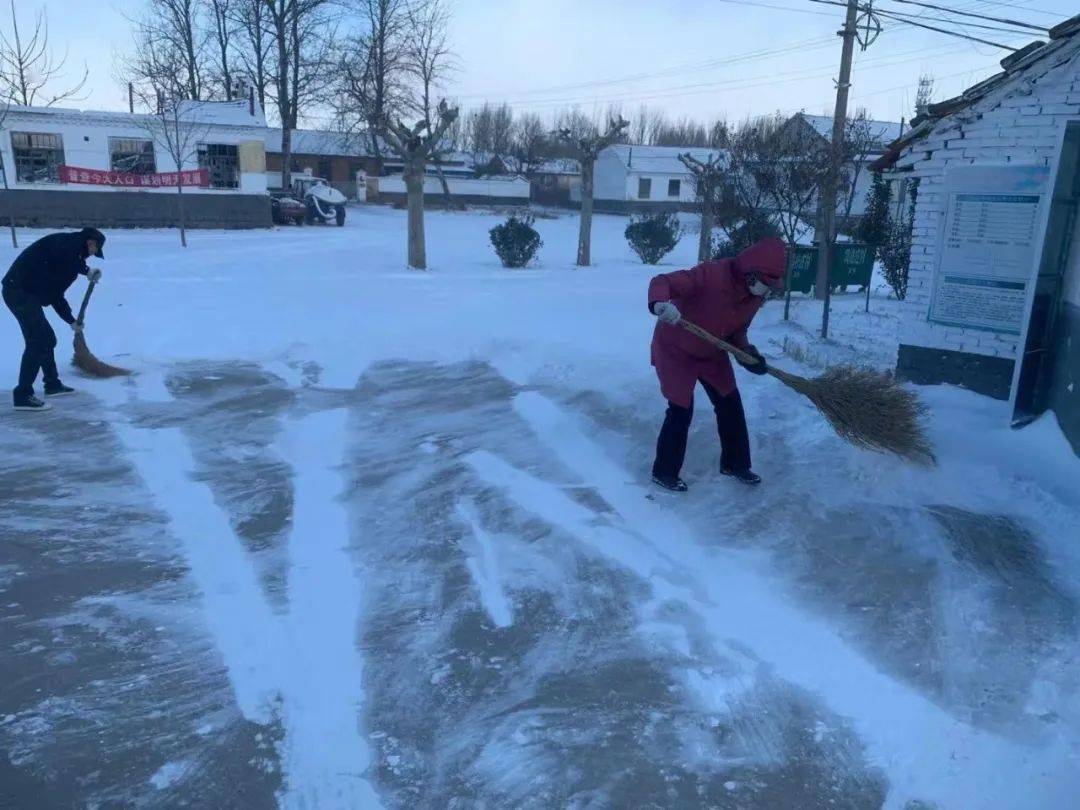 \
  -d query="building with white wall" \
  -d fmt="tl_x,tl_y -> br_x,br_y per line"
876,14 -> 1080,454
0,100 -> 270,229
575,145 -> 721,213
